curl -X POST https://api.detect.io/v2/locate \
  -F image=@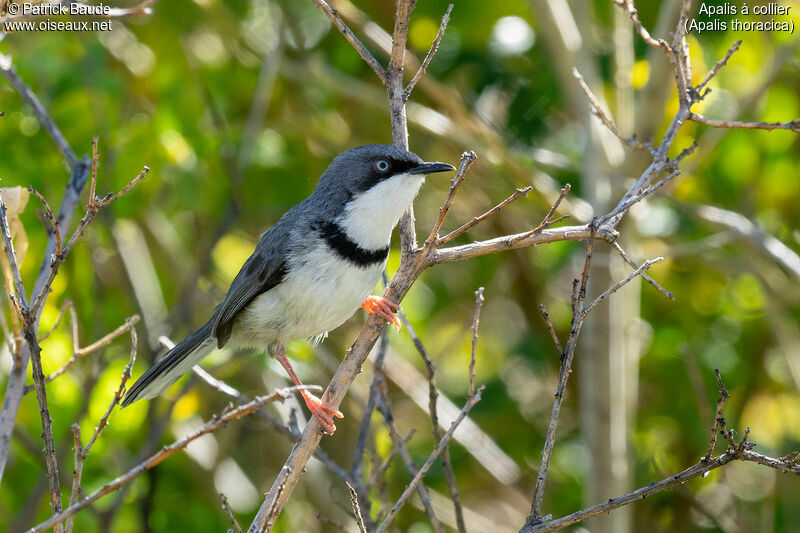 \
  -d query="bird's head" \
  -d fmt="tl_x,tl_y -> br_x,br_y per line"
315,144 -> 455,248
